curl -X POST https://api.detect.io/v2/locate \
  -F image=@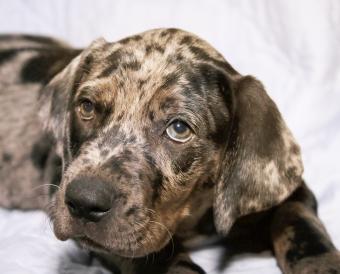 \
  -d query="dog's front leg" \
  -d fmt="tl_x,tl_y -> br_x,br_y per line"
271,183 -> 340,273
